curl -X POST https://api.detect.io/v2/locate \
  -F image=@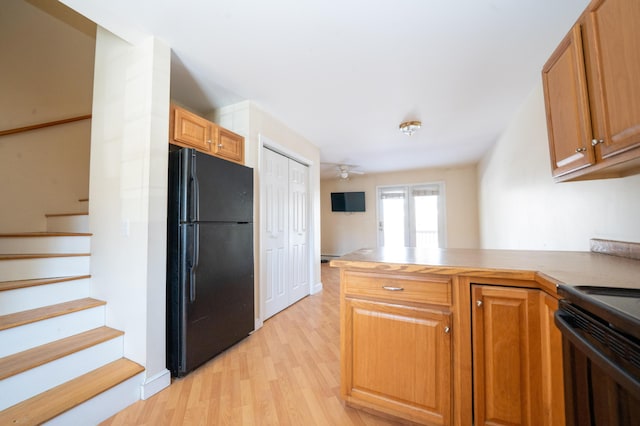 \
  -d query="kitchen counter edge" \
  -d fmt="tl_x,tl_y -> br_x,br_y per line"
329,247 -> 640,296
